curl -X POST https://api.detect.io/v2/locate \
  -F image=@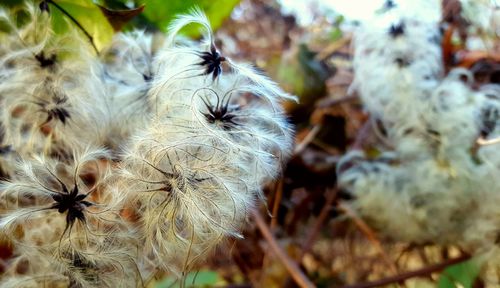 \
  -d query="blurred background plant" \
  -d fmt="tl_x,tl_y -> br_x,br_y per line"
0,0 -> 499,287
